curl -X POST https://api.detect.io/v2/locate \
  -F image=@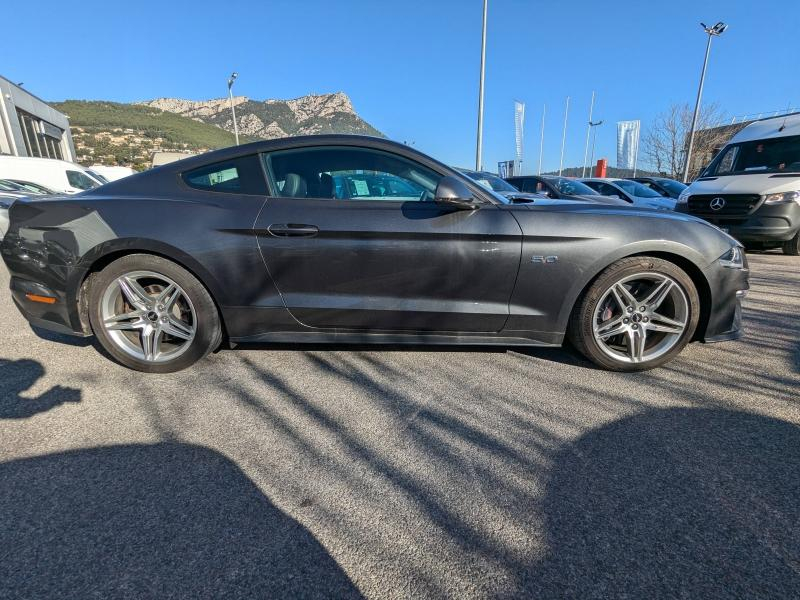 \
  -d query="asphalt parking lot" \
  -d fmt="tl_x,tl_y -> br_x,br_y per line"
0,253 -> 798,599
